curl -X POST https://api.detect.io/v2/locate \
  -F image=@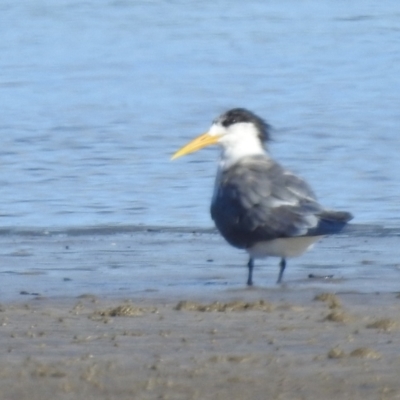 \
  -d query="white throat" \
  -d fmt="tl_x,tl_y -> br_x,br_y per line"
210,121 -> 268,205
215,122 -> 266,170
